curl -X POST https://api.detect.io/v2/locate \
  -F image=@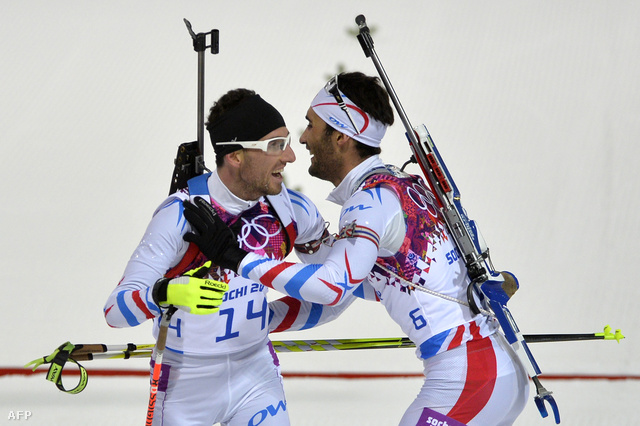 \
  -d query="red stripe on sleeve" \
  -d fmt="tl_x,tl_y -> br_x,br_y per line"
319,279 -> 344,306
259,261 -> 293,289
132,290 -> 155,319
271,297 -> 302,333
